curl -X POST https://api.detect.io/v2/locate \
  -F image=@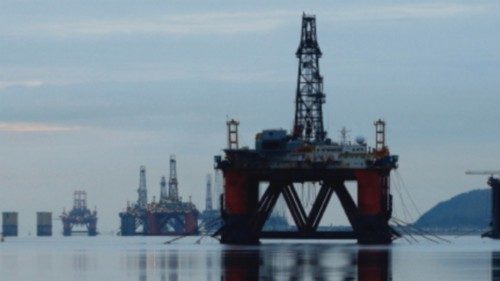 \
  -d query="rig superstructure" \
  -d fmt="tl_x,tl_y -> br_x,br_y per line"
61,190 -> 98,236
214,14 -> 399,245
120,157 -> 199,236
